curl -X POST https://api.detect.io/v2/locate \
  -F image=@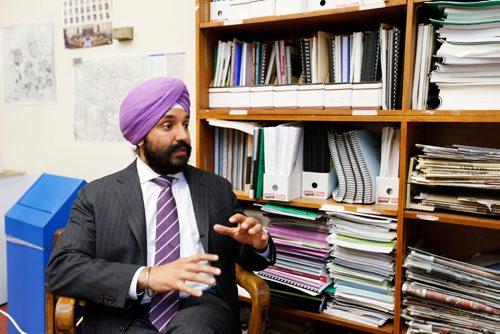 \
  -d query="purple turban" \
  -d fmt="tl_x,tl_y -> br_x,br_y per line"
119,77 -> 190,144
